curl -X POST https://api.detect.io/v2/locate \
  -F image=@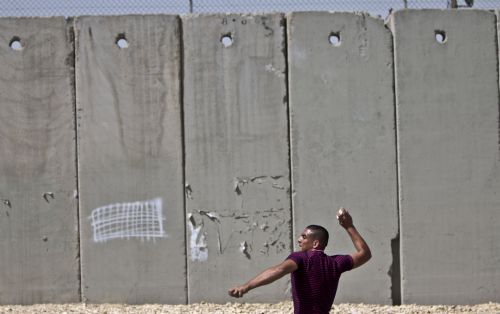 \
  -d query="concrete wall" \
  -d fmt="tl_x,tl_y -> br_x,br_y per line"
0,17 -> 80,304
75,15 -> 185,303
183,14 -> 291,303
389,10 -> 500,305
288,12 -> 397,304
0,10 -> 498,305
